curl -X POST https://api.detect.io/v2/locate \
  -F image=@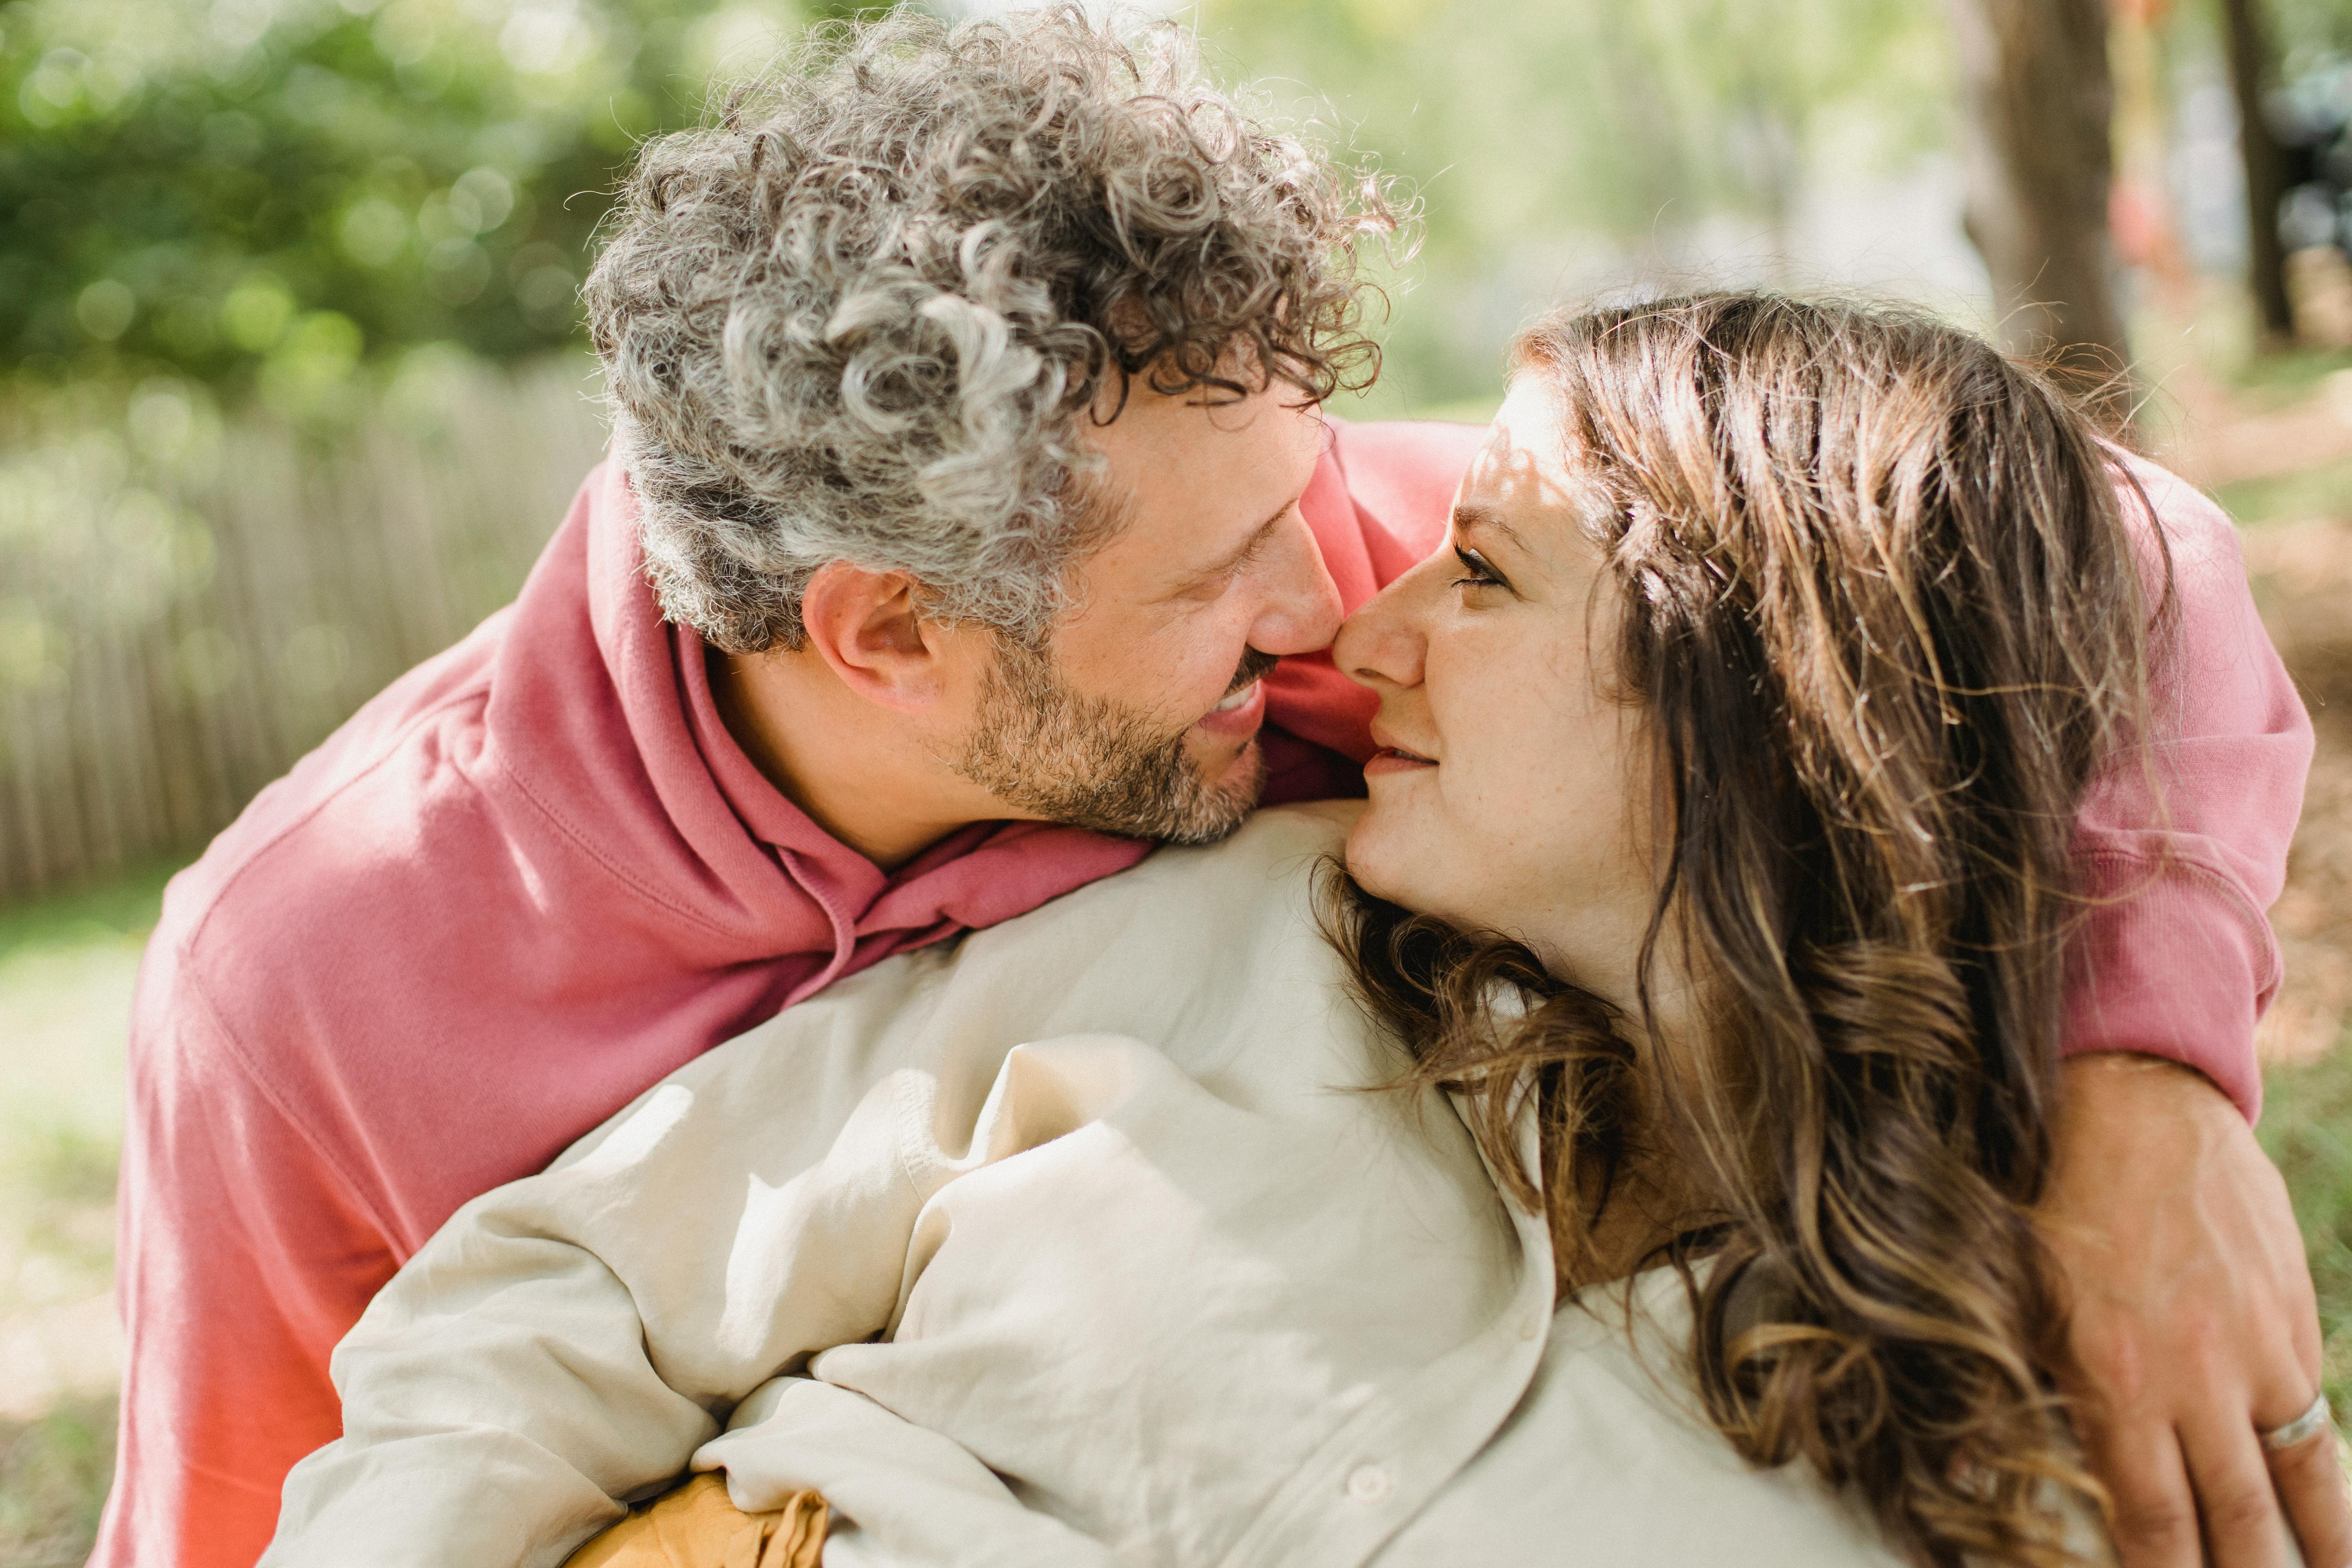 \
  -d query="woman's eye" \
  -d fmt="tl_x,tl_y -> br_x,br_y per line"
1450,548 -> 1506,591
